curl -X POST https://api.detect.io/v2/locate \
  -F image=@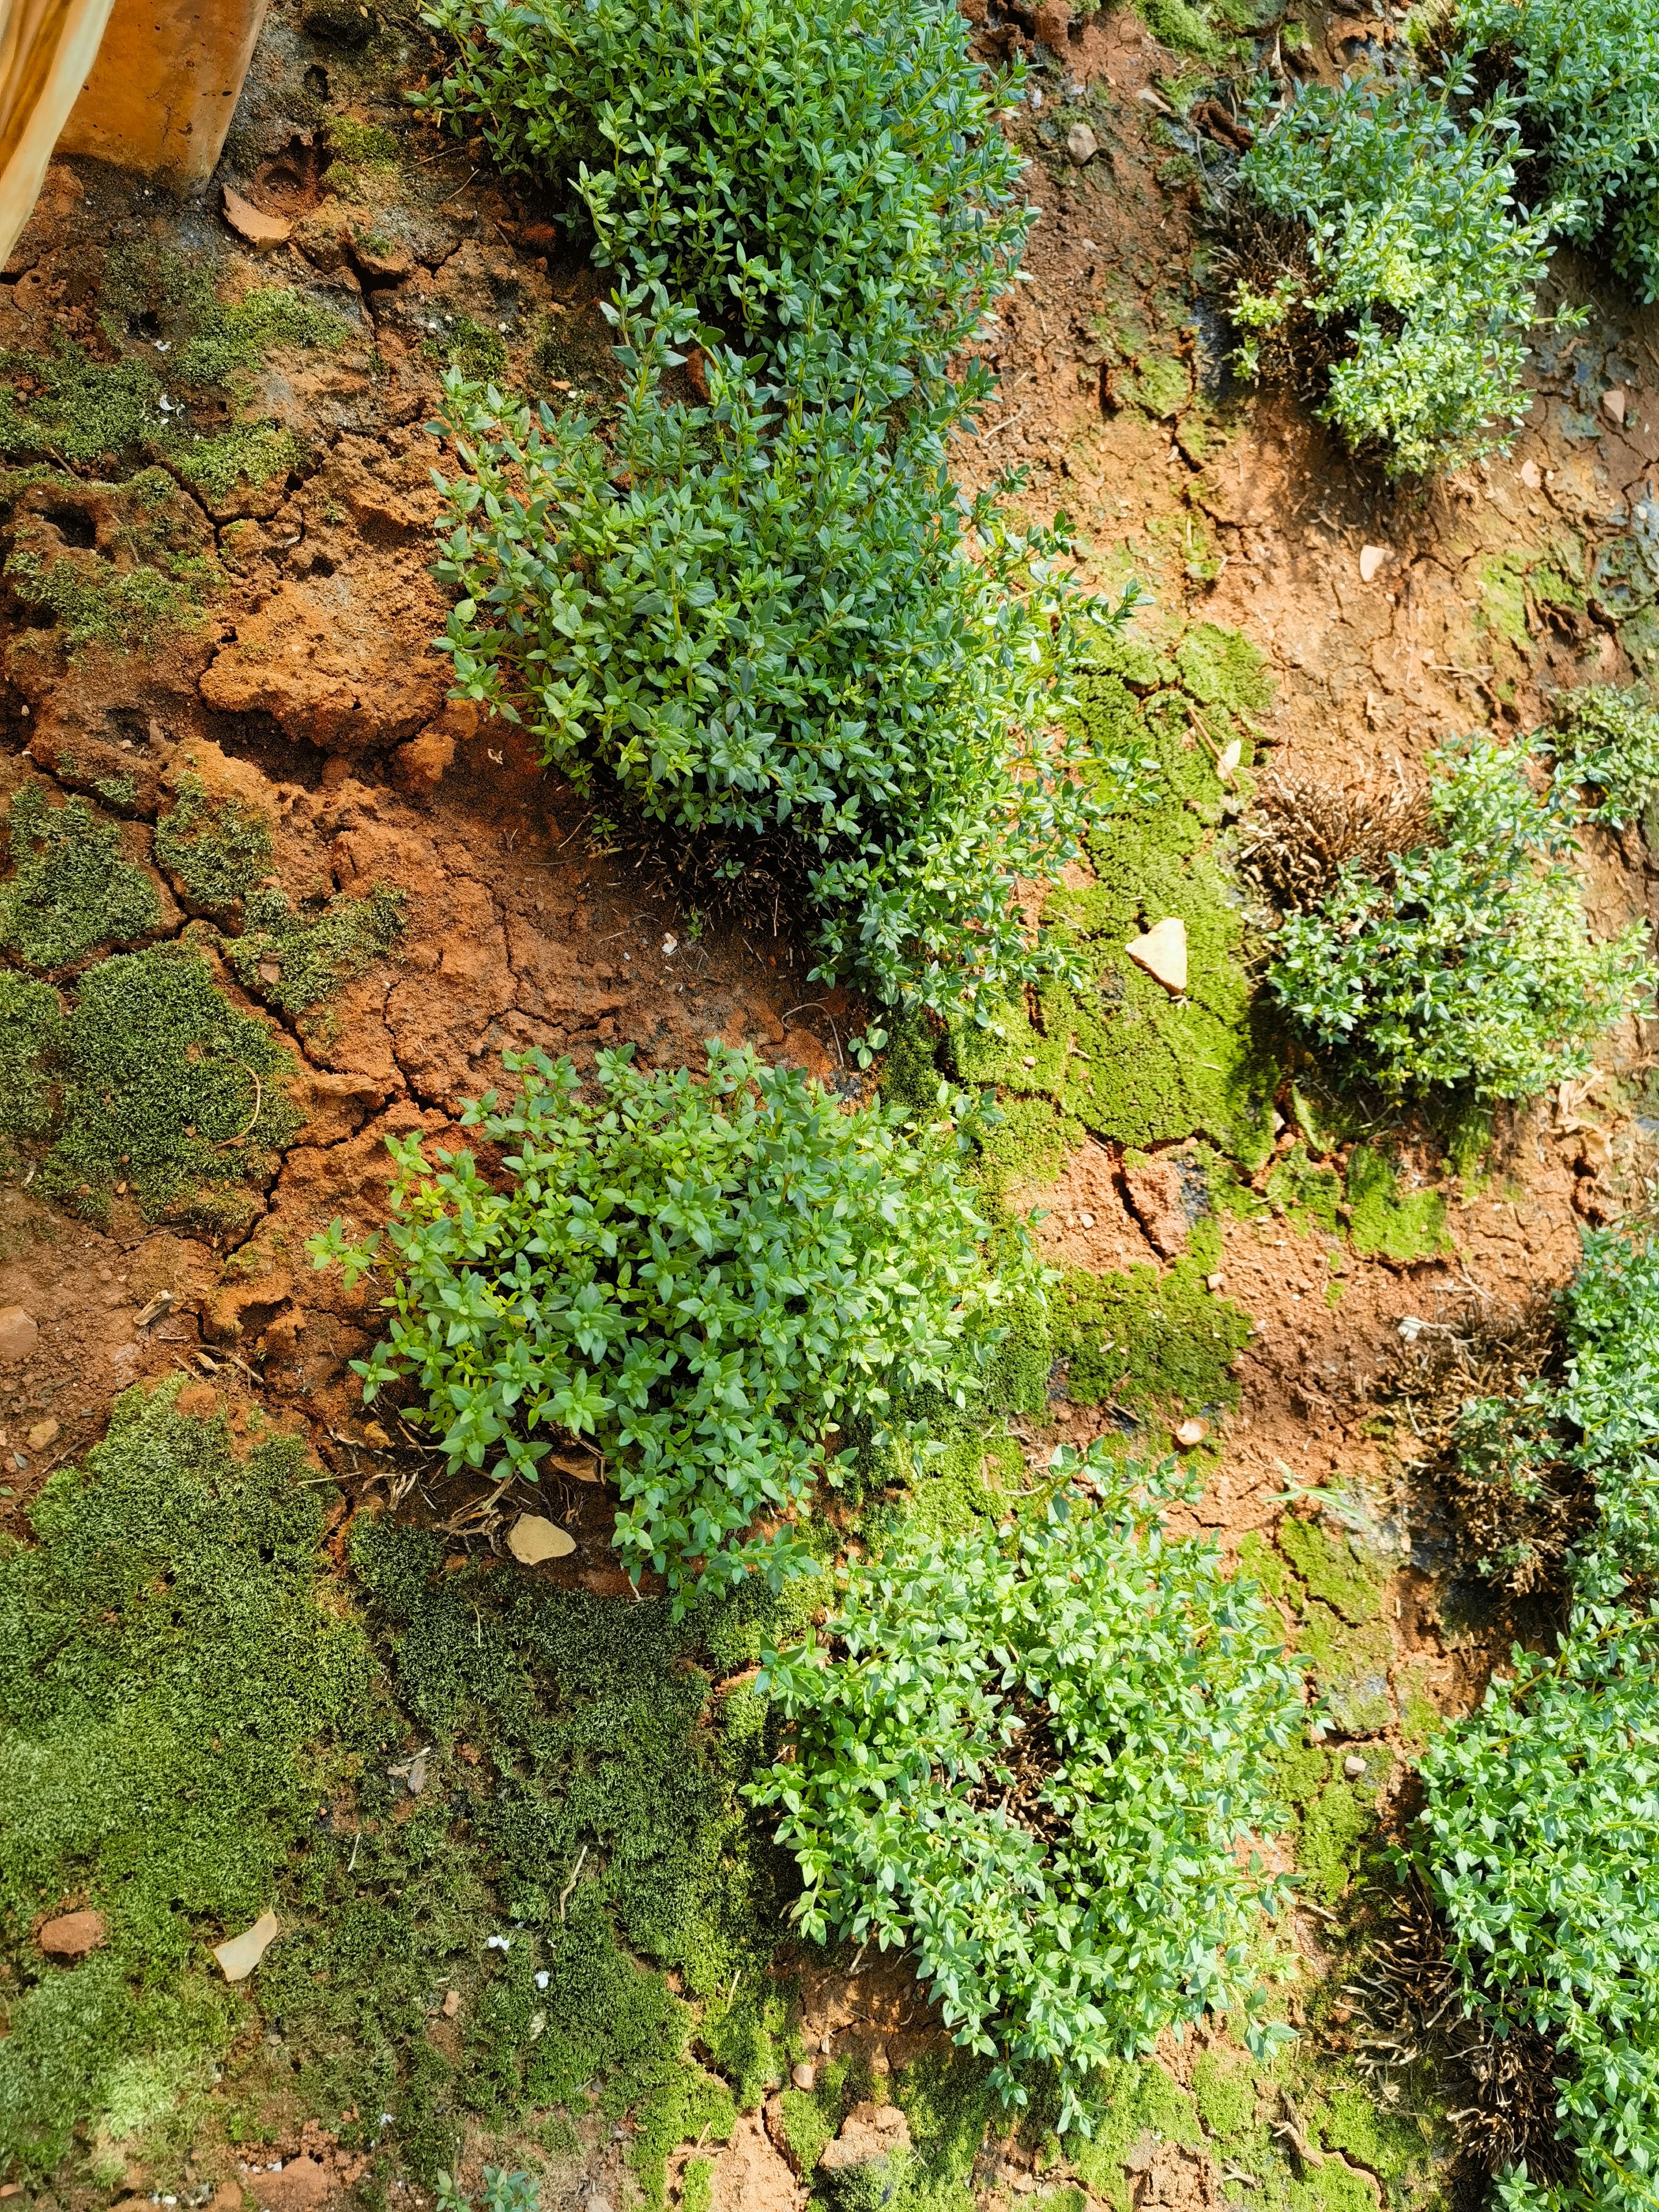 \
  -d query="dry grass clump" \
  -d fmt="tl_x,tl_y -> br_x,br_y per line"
1237,770 -> 1433,914
1346,1877 -> 1575,2189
